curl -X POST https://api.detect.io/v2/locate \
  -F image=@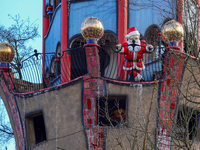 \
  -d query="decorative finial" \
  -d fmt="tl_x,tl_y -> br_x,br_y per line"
0,43 -> 15,63
81,17 -> 104,44
161,20 -> 184,46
